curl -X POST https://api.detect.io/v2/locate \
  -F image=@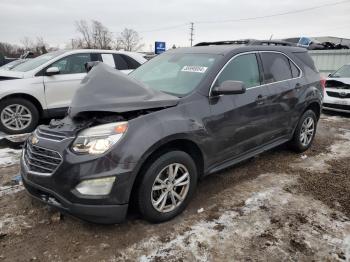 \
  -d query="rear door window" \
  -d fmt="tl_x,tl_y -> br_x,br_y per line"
216,53 -> 261,88
290,60 -> 301,78
260,53 -> 292,84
